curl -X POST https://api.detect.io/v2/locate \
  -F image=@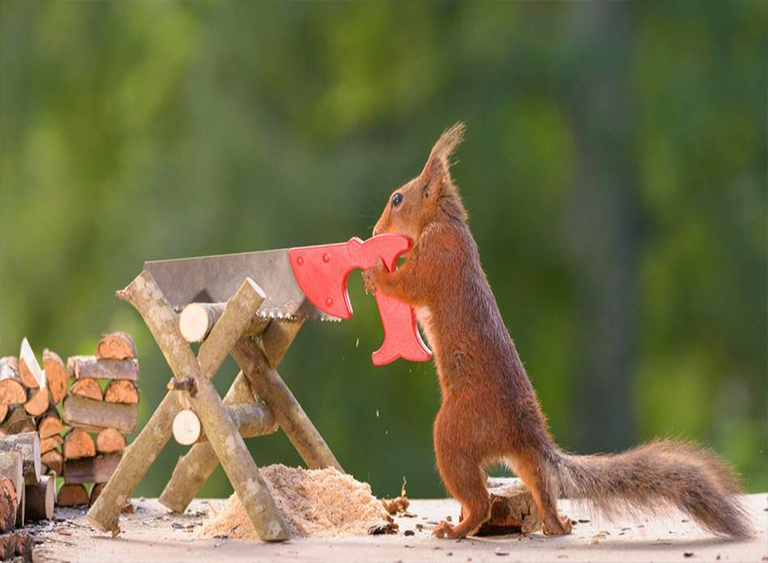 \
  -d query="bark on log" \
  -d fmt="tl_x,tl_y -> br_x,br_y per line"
37,407 -> 63,439
40,435 -> 63,454
64,454 -> 121,484
172,402 -> 276,445
24,387 -> 49,417
41,450 -> 63,476
0,434 -> 40,486
25,475 -> 54,521
14,483 -> 23,528
97,332 -> 137,360
0,479 -> 17,534
90,482 -> 105,506
158,319 -> 300,513
0,358 -> 26,406
104,380 -> 139,404
0,530 -> 31,562
63,429 -> 95,460
42,349 -> 68,404
0,453 -> 22,510
70,378 -> 103,401
62,395 -> 137,433
87,272 -> 277,535
2,407 -> 35,435
179,302 -> 270,343
67,356 -> 139,381
96,428 -> 126,454
56,483 -> 88,507
233,336 -> 341,471
19,339 -> 44,390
